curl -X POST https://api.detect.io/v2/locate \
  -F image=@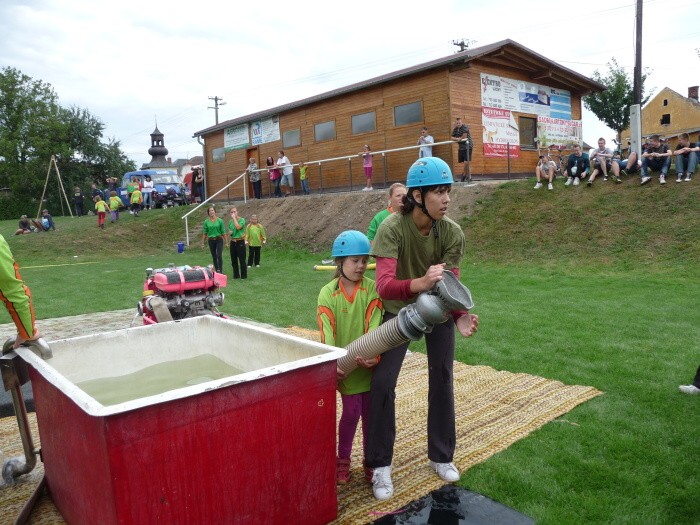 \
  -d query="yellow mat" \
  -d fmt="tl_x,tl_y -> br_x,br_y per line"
0,320 -> 602,525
